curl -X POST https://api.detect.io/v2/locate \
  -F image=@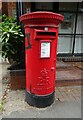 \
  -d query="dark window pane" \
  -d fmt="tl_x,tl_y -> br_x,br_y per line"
24,2 -> 31,14
78,2 -> 83,12
59,2 -> 77,12
35,2 -> 53,11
